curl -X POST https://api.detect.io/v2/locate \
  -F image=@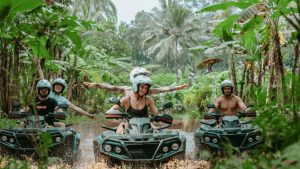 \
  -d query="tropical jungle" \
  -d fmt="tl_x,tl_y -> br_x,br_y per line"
1,0 -> 300,169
